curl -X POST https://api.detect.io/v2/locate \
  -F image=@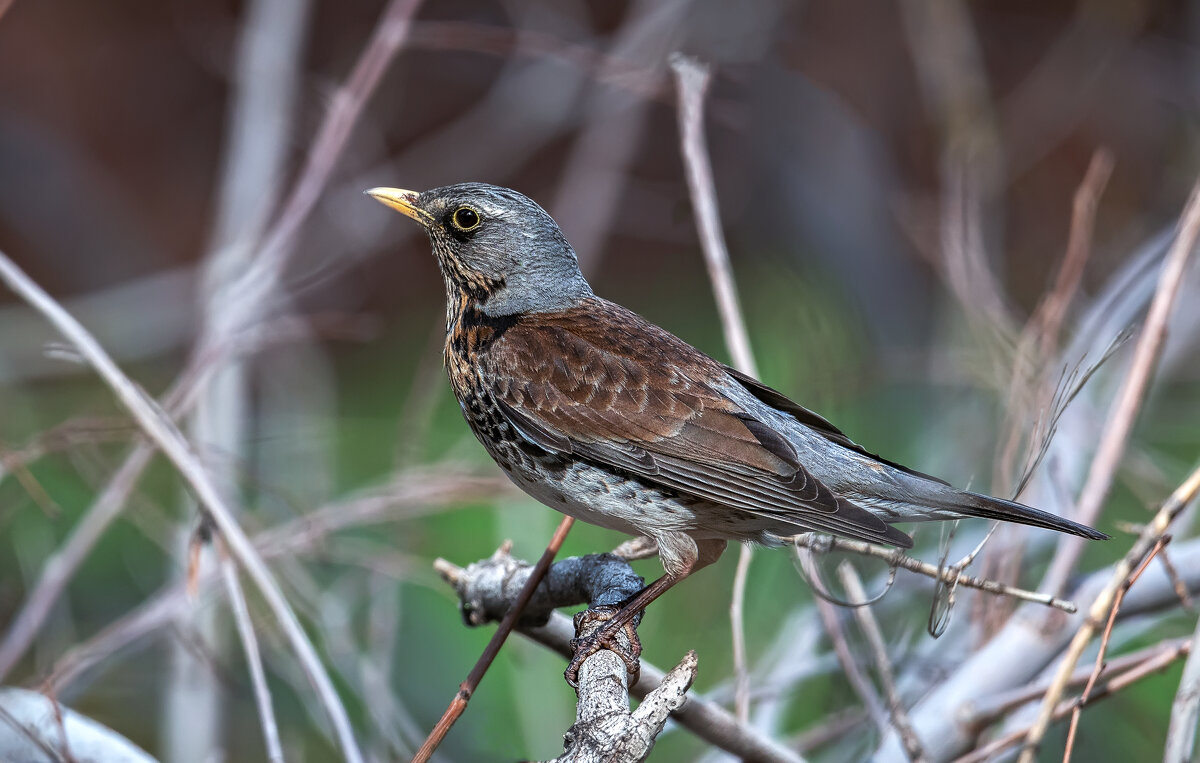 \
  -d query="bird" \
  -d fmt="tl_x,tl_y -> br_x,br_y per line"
366,182 -> 1106,685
